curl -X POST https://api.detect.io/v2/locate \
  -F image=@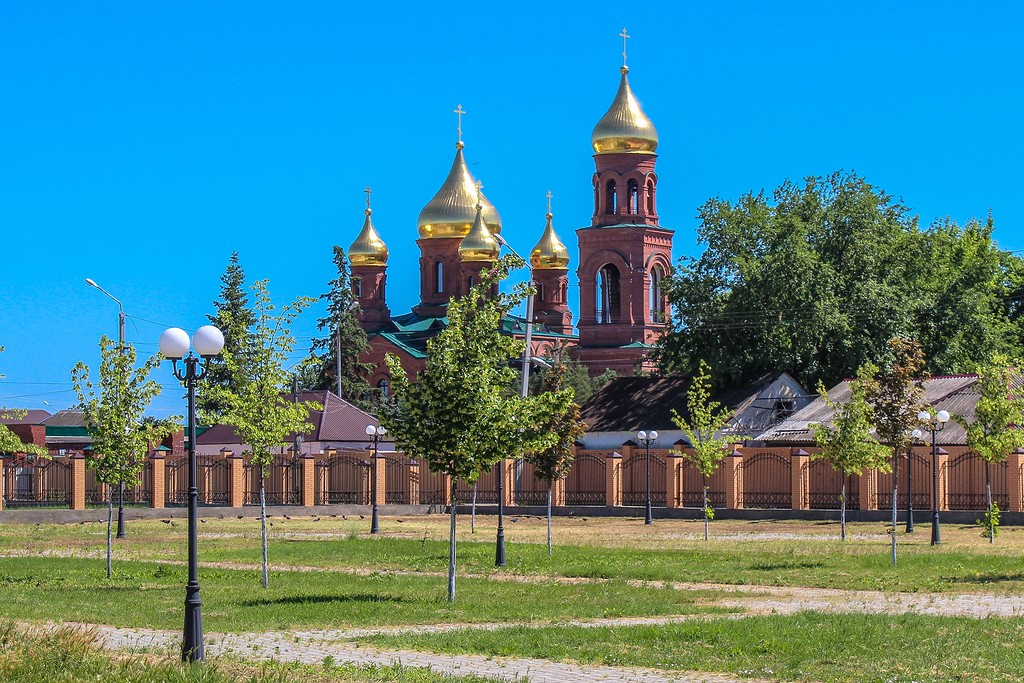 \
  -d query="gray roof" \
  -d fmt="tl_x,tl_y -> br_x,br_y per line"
758,374 -> 991,446
0,409 -> 52,425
